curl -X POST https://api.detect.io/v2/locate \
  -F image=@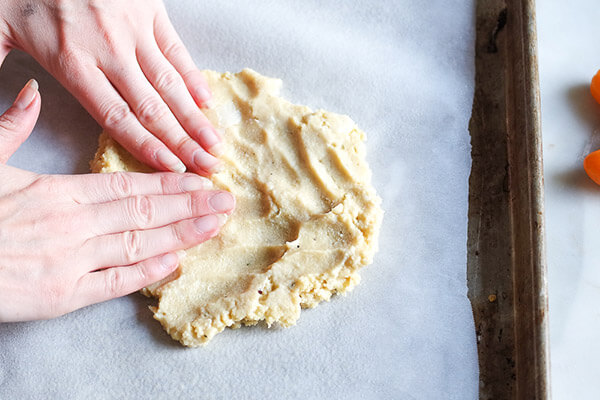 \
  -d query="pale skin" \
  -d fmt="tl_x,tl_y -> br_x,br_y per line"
0,0 -> 221,174
0,0 -> 235,322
